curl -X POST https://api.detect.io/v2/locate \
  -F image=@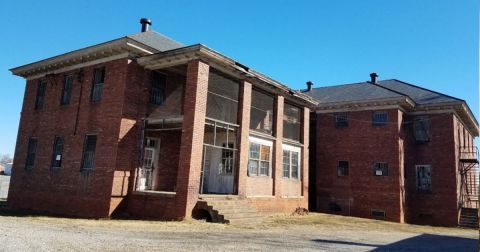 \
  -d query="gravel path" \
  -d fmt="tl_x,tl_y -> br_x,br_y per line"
0,214 -> 477,251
